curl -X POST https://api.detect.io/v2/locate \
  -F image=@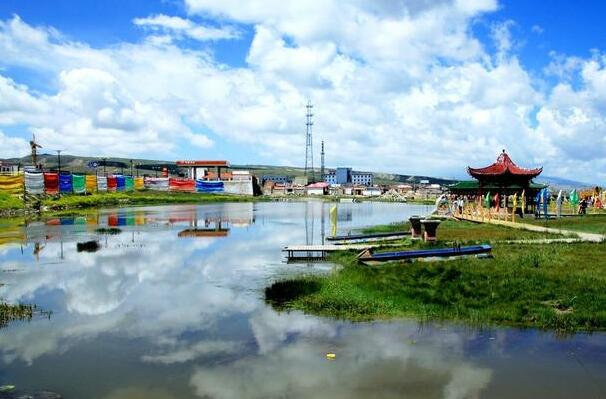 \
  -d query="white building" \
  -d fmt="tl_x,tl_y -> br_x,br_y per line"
0,161 -> 19,174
